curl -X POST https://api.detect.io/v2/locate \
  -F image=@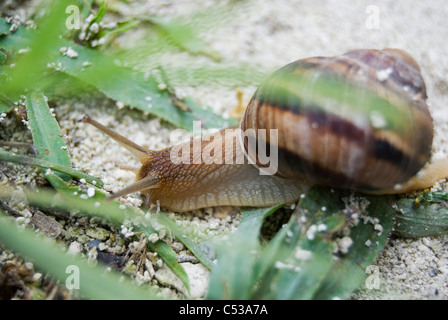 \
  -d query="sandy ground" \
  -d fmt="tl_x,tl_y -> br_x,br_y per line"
2,0 -> 448,299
